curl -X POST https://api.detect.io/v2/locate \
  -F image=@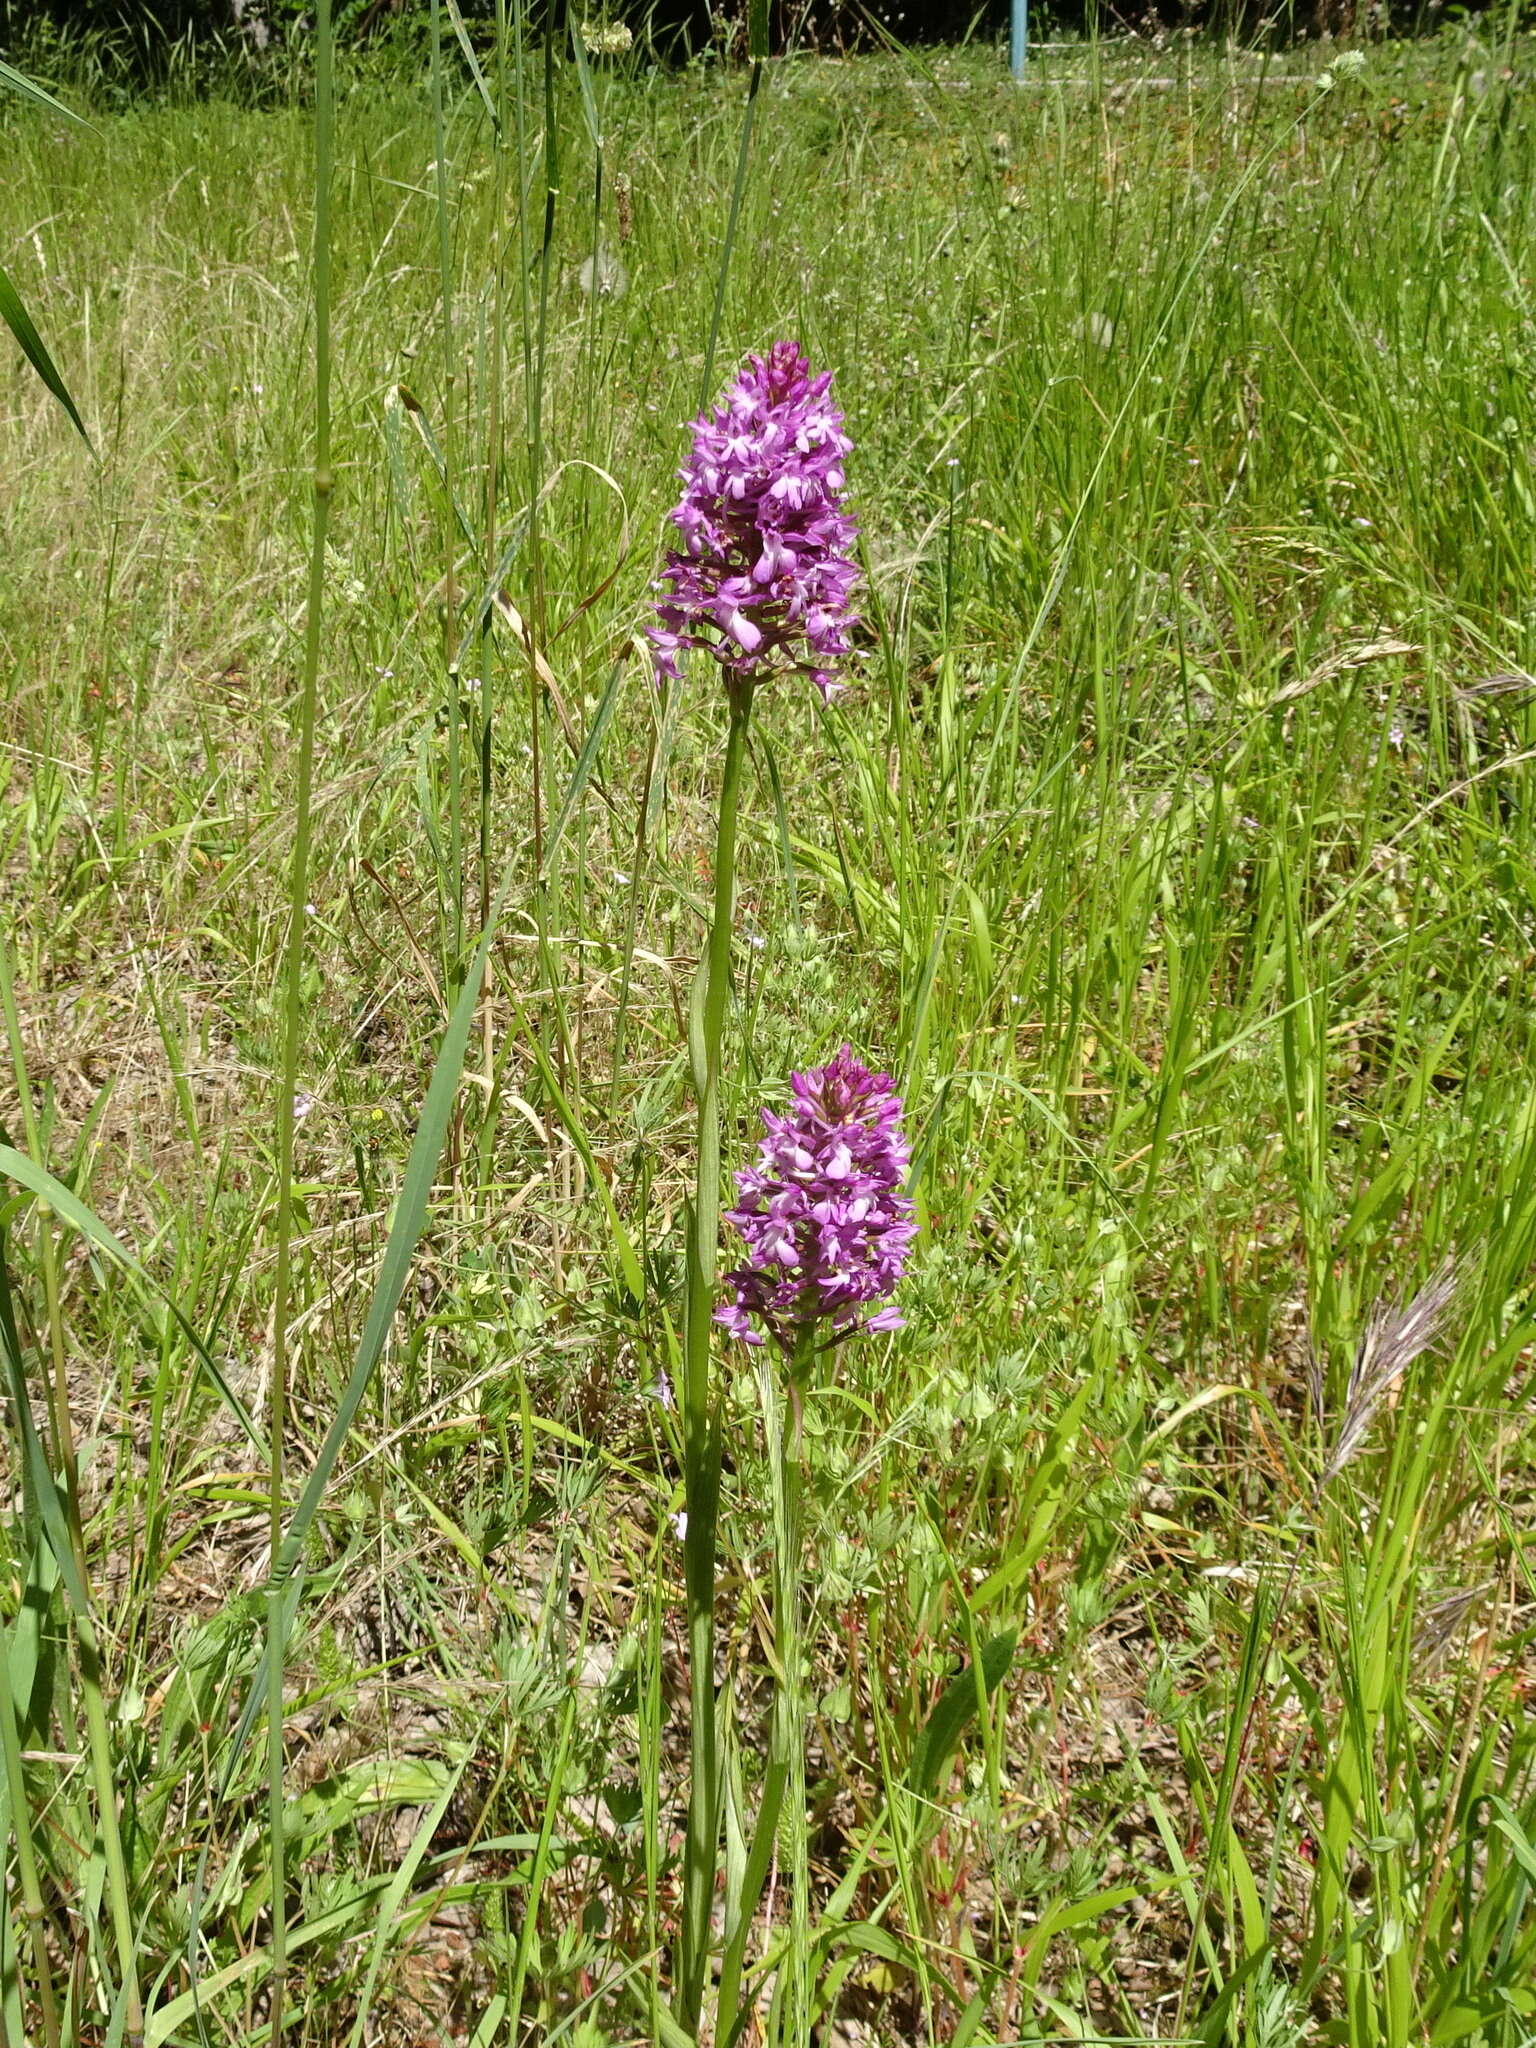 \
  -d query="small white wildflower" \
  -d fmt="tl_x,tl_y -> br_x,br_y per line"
232,0 -> 272,49
671,1509 -> 688,1541
293,1090 -> 315,1122
580,18 -> 633,53
577,246 -> 629,299
1333,49 -> 1367,77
